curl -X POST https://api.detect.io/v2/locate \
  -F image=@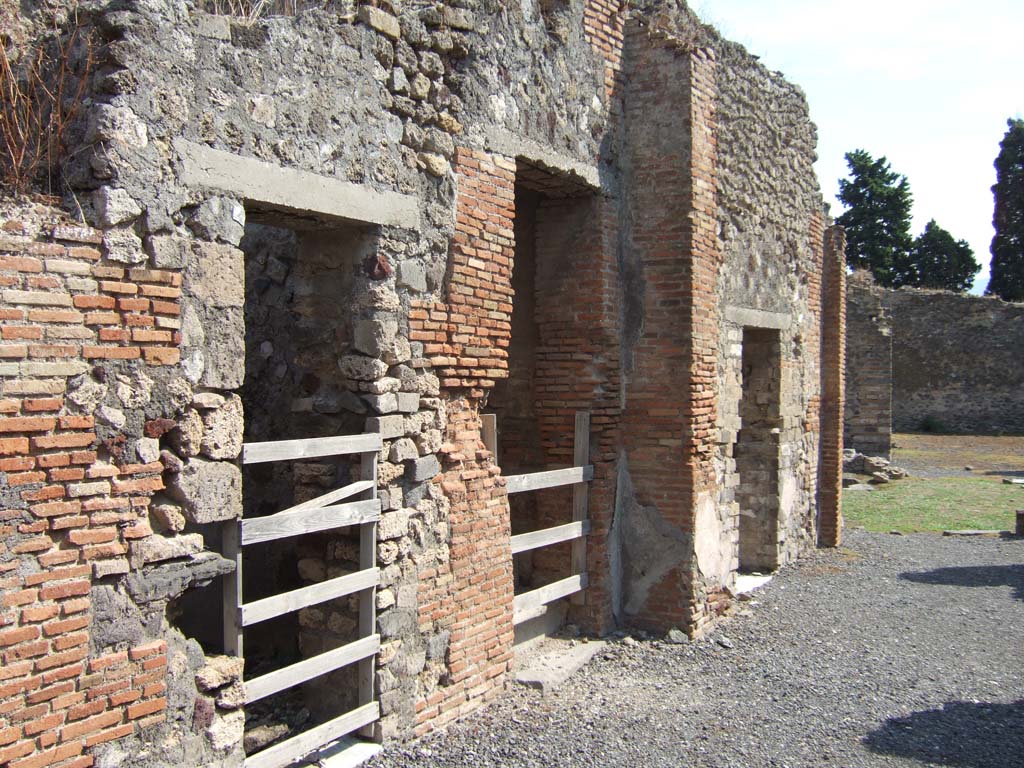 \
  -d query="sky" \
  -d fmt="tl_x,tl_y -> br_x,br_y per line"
688,0 -> 1024,293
